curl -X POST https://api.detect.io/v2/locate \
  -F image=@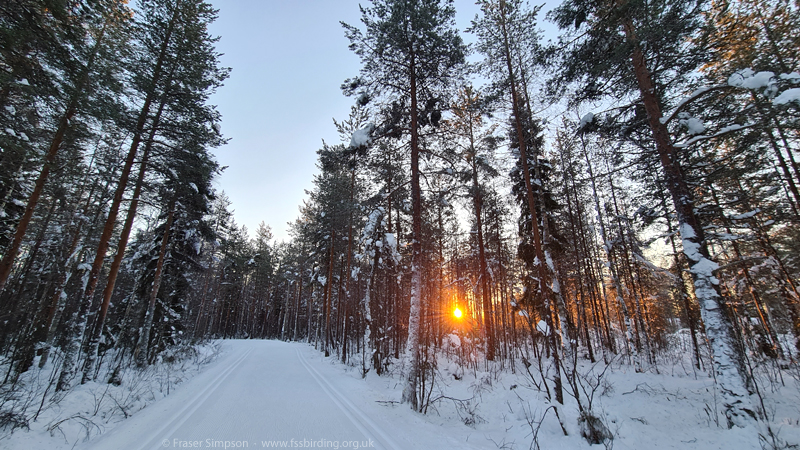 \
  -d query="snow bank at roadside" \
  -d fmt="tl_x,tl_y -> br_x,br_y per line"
1,342 -> 223,449
304,333 -> 799,450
